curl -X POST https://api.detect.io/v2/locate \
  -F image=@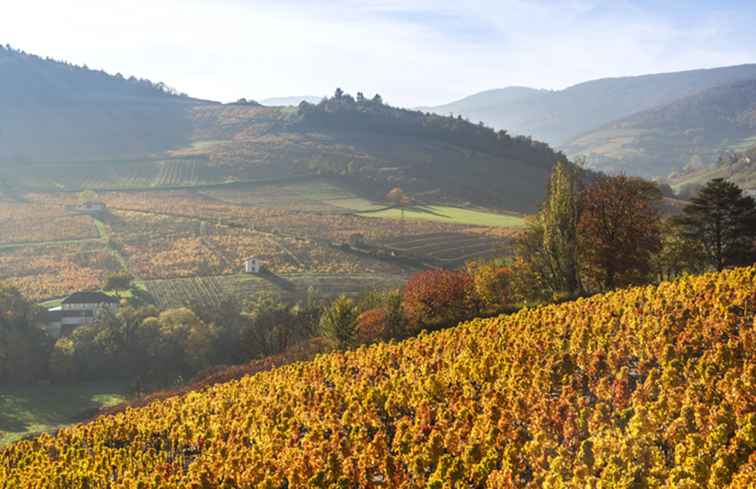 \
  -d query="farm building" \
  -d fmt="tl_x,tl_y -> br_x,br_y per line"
244,257 -> 263,274
46,291 -> 120,338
